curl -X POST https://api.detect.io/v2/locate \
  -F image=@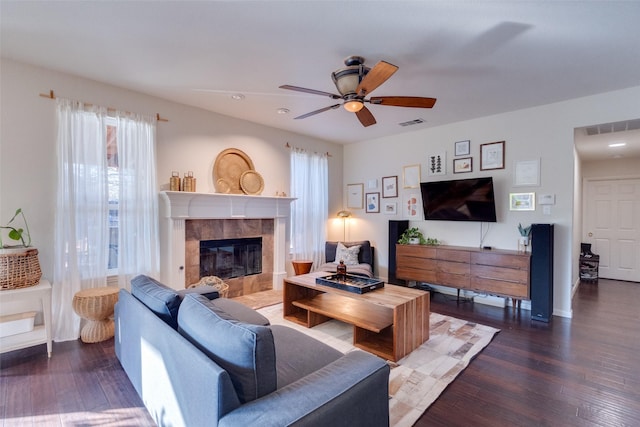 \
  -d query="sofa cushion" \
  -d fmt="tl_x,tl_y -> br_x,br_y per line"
209,298 -> 270,326
131,275 -> 183,329
178,294 -> 277,404
270,325 -> 343,388
130,275 -> 219,329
